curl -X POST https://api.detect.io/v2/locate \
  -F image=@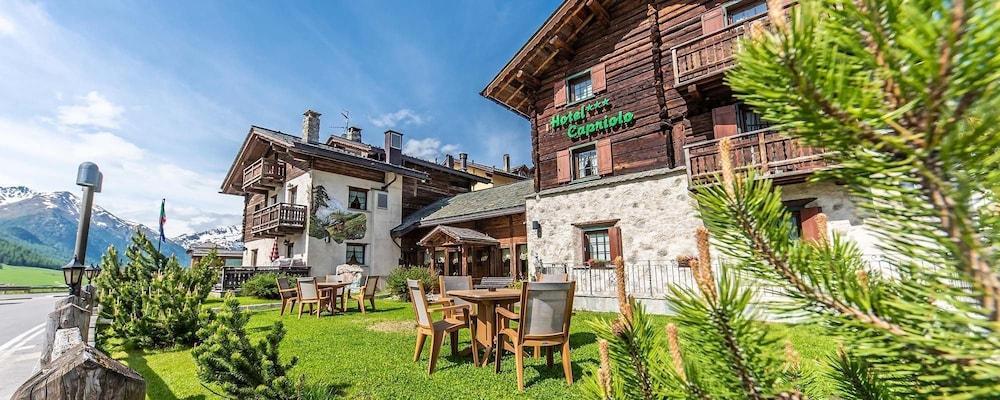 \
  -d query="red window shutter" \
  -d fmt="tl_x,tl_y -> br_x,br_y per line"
800,207 -> 822,241
554,80 -> 567,108
556,149 -> 572,183
702,6 -> 725,34
609,226 -> 623,263
712,104 -> 738,138
591,62 -> 607,93
597,138 -> 613,176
